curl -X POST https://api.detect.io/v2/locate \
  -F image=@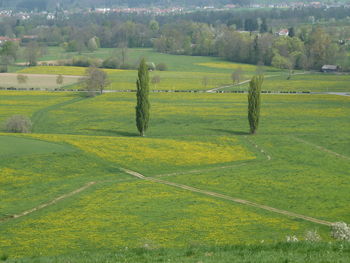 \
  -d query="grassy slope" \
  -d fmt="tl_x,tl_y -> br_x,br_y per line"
224,73 -> 350,92
0,91 -> 349,260
0,91 -> 78,123
33,47 -> 278,74
4,242 -> 350,263
17,47 -> 287,91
